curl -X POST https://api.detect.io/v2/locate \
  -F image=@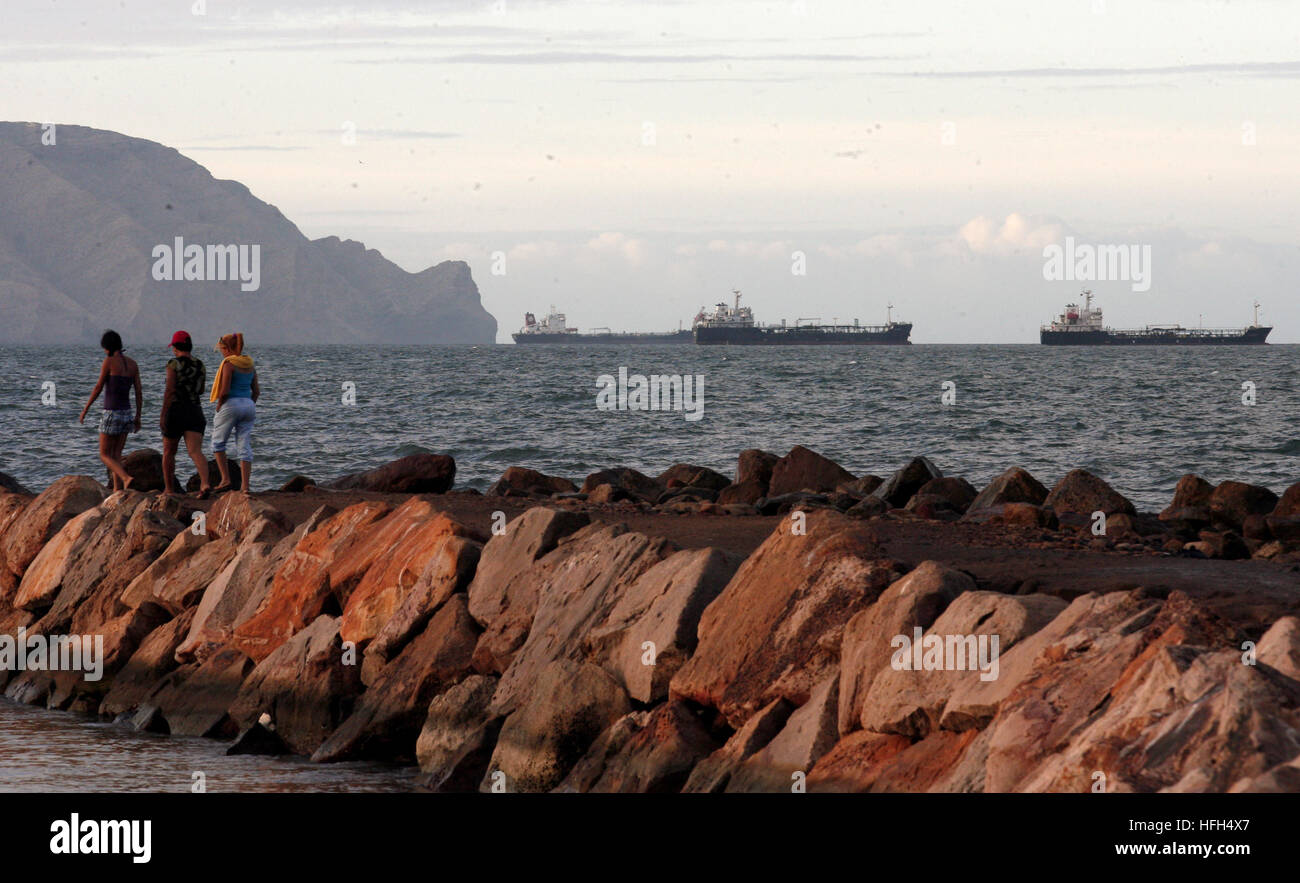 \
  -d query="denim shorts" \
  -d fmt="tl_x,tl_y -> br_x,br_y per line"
212,397 -> 256,462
